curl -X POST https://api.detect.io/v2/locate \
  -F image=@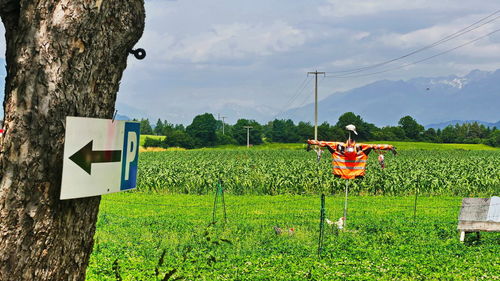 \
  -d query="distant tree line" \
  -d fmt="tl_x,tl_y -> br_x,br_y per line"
138,112 -> 500,149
